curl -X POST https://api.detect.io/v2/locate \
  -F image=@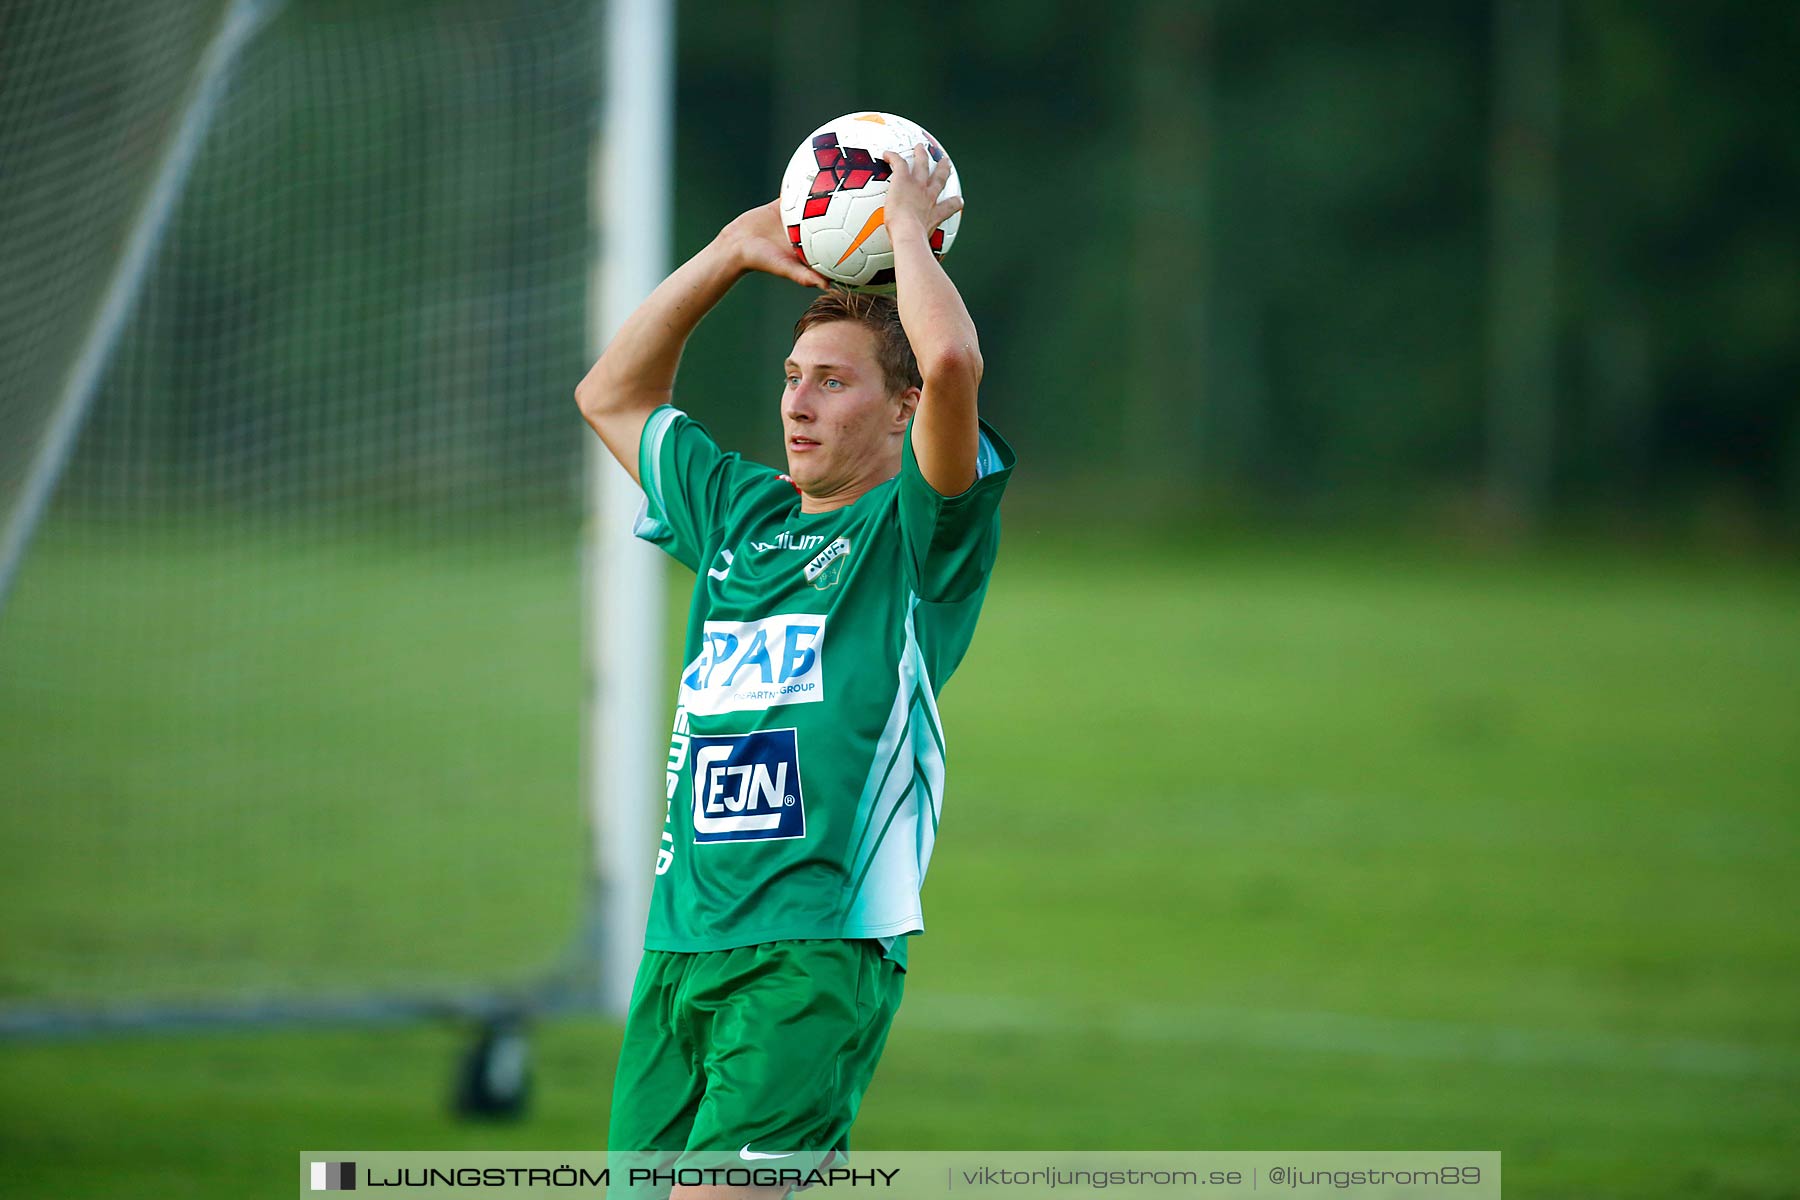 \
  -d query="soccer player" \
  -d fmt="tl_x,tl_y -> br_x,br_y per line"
576,146 -> 1011,1195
